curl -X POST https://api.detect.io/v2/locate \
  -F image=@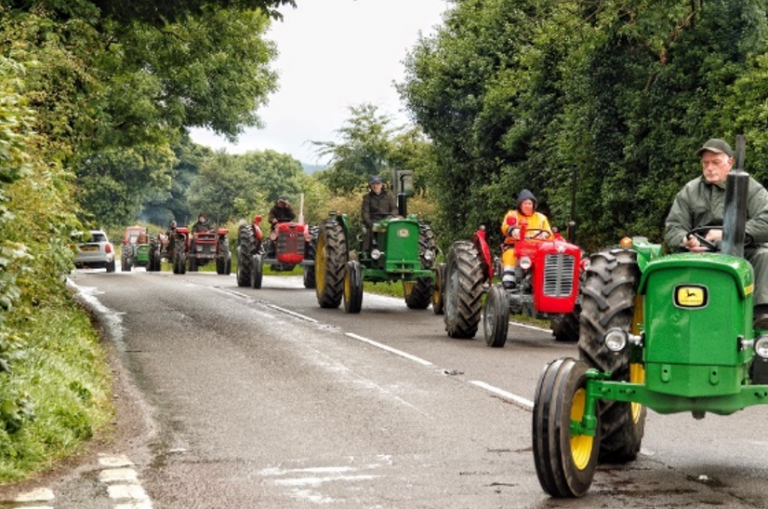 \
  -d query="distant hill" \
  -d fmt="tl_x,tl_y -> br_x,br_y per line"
302,163 -> 325,174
